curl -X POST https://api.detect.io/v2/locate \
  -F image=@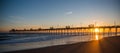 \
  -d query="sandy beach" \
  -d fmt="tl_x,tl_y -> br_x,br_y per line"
5,36 -> 120,53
